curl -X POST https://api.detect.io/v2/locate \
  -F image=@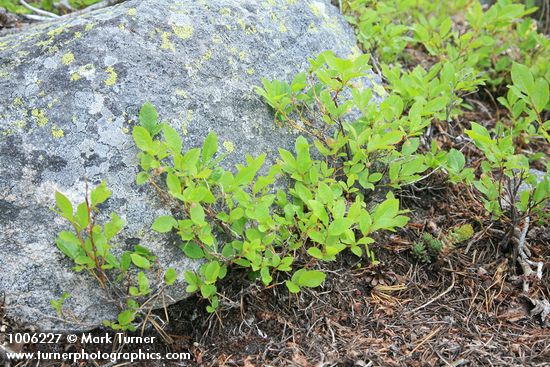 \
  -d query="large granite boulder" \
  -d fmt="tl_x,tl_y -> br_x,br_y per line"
0,0 -> 383,330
